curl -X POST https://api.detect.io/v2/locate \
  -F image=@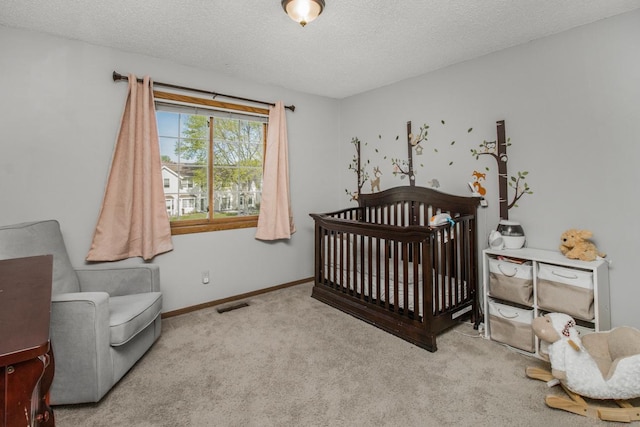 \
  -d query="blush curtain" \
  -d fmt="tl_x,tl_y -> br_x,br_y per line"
255,101 -> 296,240
87,74 -> 173,261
